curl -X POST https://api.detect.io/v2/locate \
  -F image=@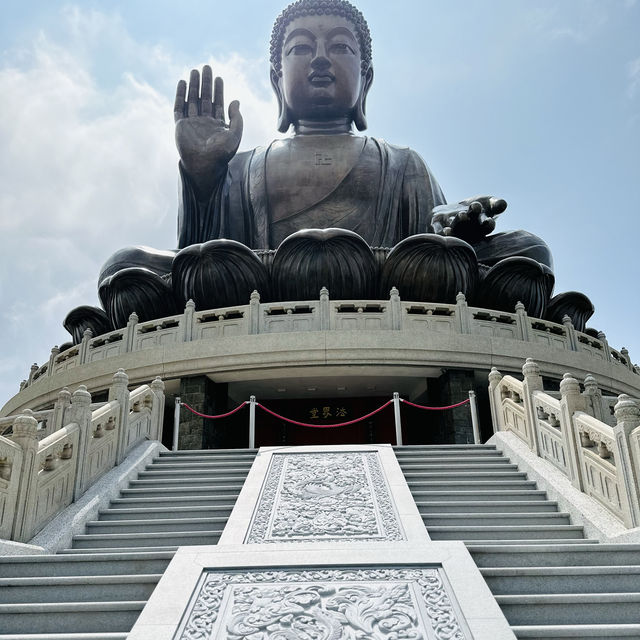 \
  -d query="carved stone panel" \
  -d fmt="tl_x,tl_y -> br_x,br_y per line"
246,452 -> 404,543
176,567 -> 470,640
